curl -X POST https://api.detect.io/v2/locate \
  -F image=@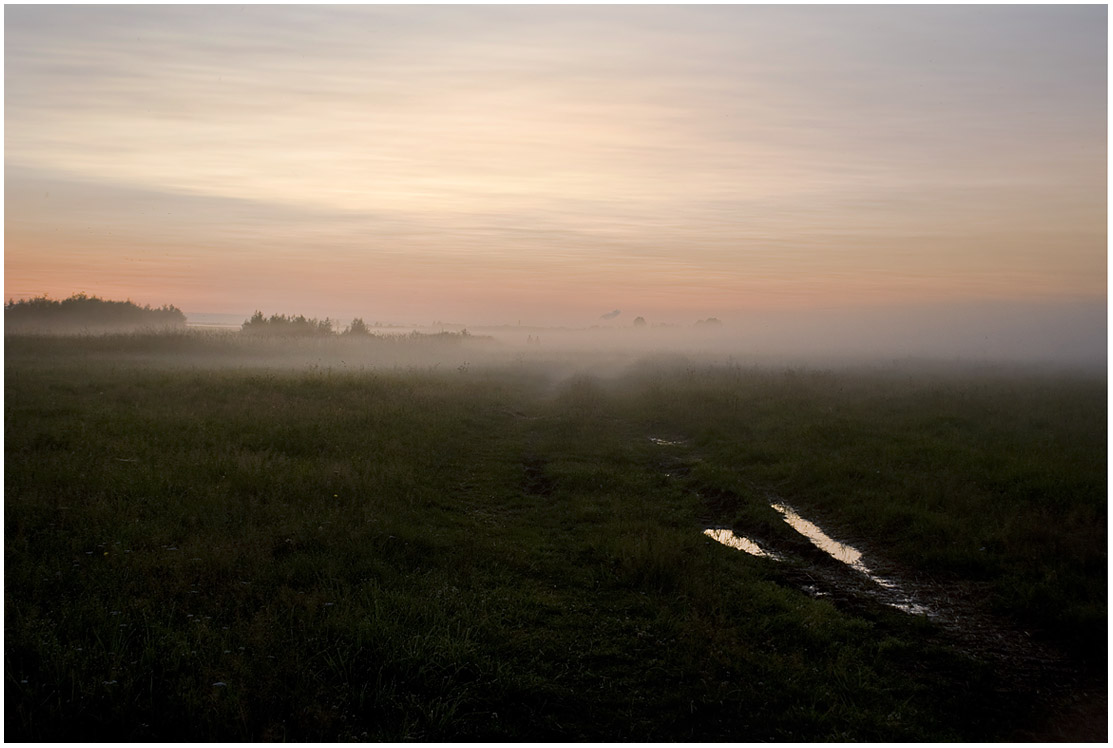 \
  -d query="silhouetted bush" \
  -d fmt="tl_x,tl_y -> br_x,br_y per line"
241,311 -> 335,337
5,293 -> 186,334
